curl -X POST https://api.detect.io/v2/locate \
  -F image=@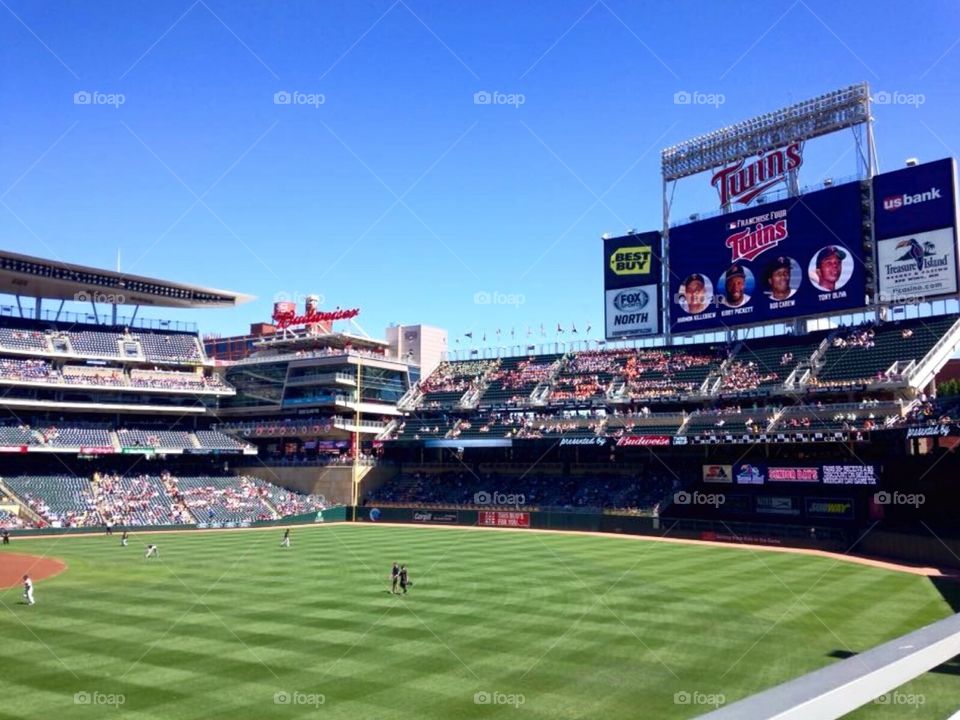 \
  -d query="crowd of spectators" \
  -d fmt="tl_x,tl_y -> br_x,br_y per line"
833,324 -> 876,350
719,361 -> 779,392
418,360 -> 499,395
486,358 -> 557,390
0,357 -> 230,392
0,508 -> 30,529
168,475 -> 277,523
550,375 -> 605,401
0,357 -> 57,382
1,471 -> 335,529
93,472 -> 192,526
